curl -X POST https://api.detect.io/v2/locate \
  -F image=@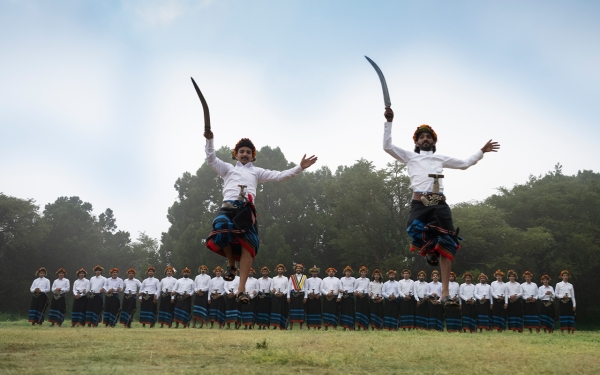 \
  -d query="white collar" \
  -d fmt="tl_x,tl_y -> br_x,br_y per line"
235,161 -> 254,168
